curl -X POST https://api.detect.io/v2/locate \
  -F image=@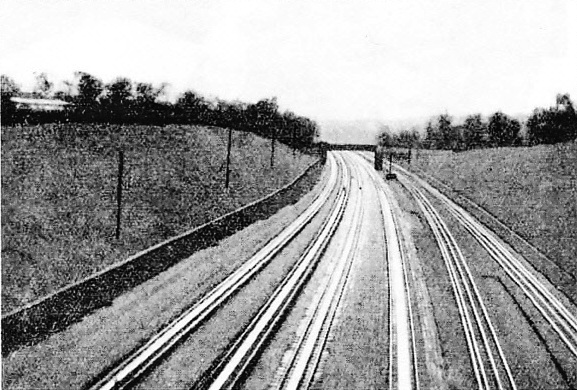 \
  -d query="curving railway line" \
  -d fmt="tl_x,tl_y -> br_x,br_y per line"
356,151 -> 577,389
395,165 -> 577,363
351,152 -> 420,390
195,153 -> 351,389
271,152 -> 364,390
400,172 -> 516,390
396,165 -> 577,359
88,154 -> 345,390
4,149 -> 574,389
85,151 -> 421,390
195,151 -> 419,390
